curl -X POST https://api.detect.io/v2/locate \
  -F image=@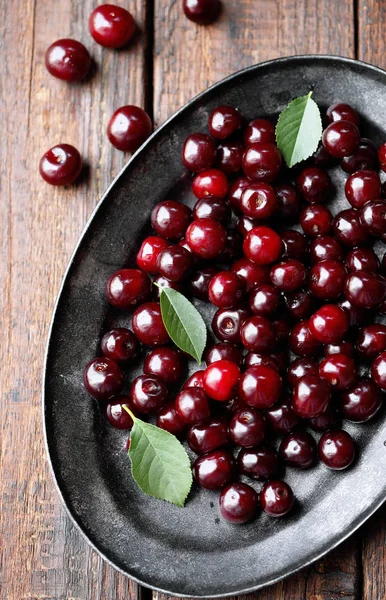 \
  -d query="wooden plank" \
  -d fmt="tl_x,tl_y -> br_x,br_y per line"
0,0 -> 149,598
153,1 -> 359,600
